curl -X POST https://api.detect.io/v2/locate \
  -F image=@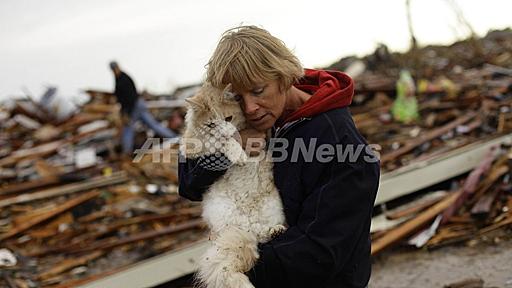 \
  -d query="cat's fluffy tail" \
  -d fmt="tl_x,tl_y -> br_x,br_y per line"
195,227 -> 259,288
